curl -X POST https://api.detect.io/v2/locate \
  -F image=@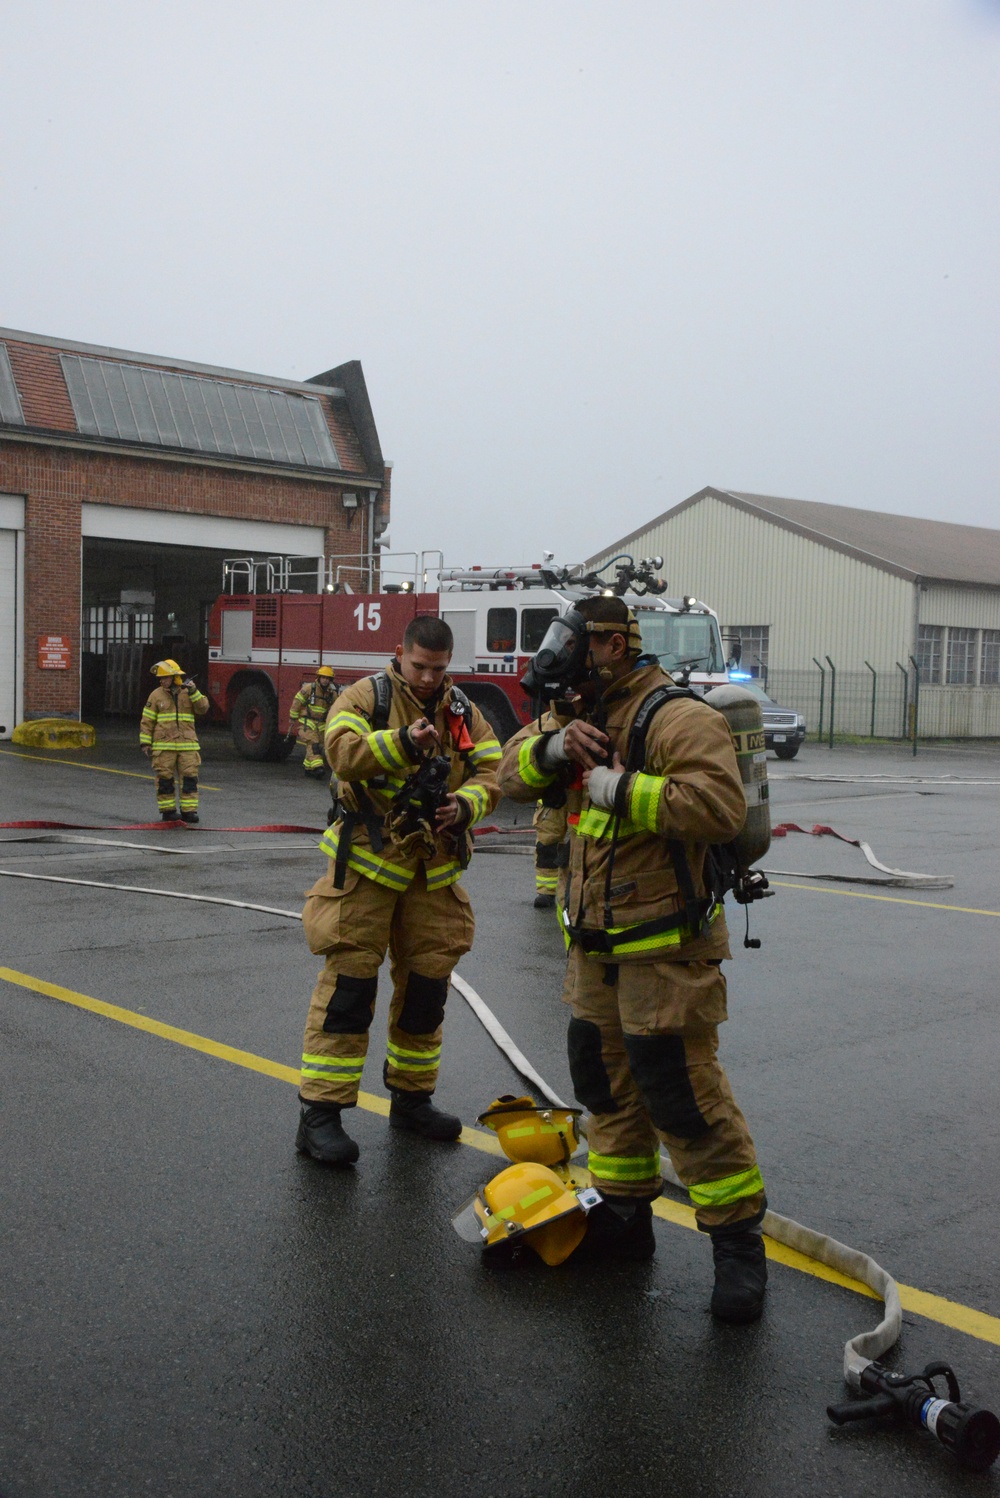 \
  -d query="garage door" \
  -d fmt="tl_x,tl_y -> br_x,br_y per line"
0,529 -> 17,737
81,503 -> 325,555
